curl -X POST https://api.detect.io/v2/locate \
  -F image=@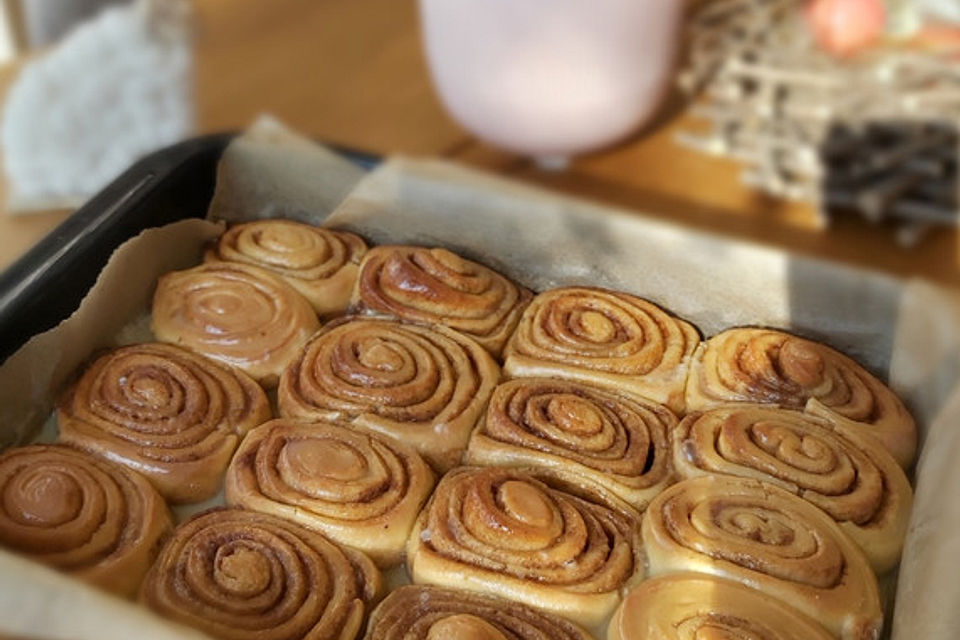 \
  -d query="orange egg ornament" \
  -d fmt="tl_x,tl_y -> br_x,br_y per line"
806,0 -> 886,57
